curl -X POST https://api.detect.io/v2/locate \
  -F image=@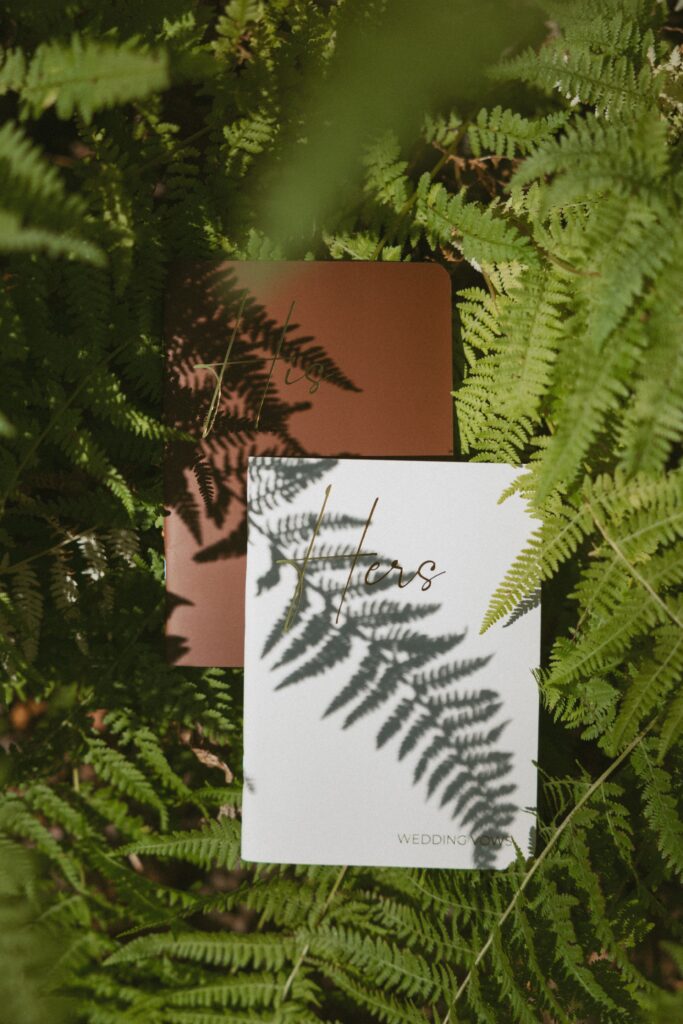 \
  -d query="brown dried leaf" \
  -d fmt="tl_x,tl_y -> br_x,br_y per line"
191,746 -> 234,784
